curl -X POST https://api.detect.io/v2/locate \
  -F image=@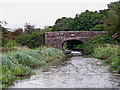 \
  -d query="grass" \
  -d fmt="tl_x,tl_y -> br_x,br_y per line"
92,44 -> 120,73
1,47 -> 64,88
